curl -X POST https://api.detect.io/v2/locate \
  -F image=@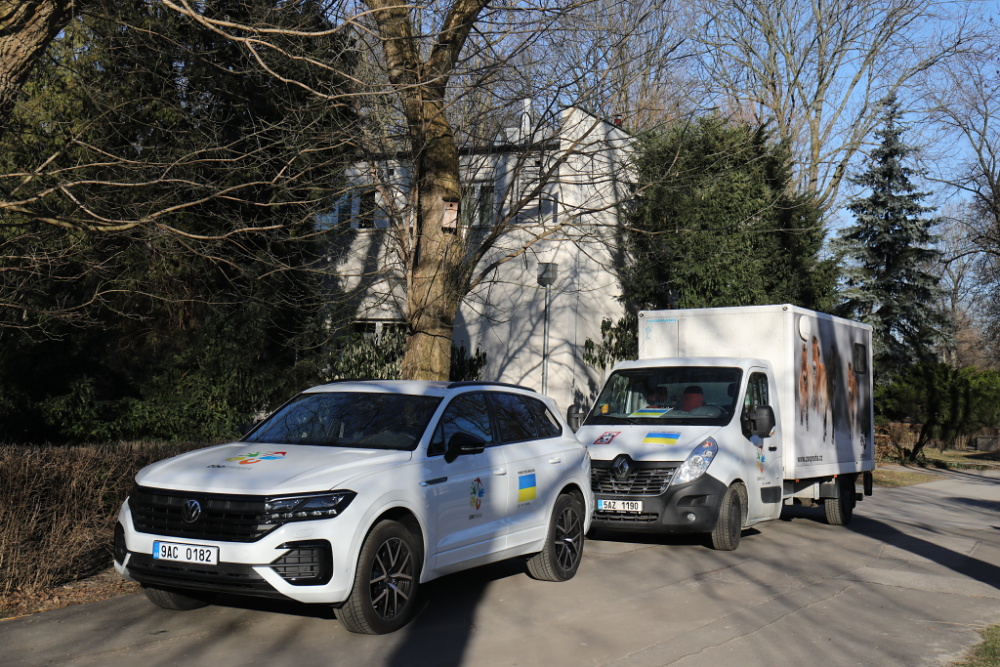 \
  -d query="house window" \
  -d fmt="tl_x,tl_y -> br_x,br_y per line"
461,182 -> 496,228
335,196 -> 353,225
541,193 -> 558,225
358,188 -> 377,229
352,320 -> 405,341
